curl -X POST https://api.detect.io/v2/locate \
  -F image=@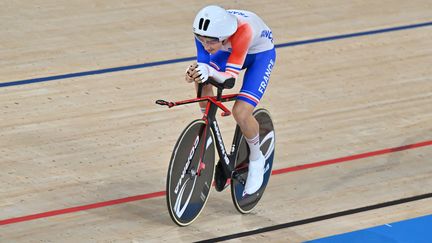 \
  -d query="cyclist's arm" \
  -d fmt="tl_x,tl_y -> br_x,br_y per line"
224,23 -> 253,79
208,23 -> 253,83
195,38 -> 210,63
194,37 -> 233,83
185,38 -> 210,83
194,23 -> 253,83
